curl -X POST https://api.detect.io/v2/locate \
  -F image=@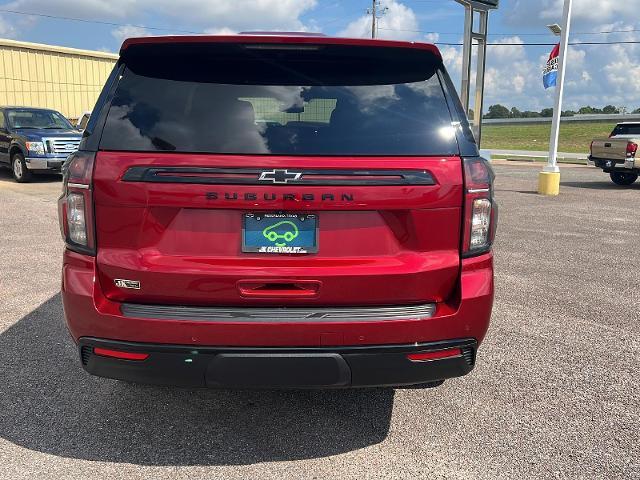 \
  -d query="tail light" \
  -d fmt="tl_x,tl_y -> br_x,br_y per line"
626,142 -> 638,158
57,151 -> 96,255
462,157 -> 497,257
